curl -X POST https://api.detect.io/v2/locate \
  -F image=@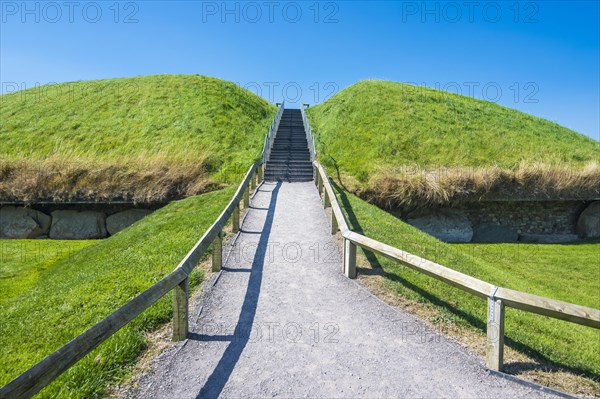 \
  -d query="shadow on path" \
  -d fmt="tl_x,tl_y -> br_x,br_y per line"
195,182 -> 281,399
